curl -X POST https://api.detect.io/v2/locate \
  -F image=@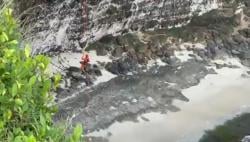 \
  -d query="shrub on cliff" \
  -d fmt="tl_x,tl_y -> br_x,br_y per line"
0,8 -> 83,142
199,113 -> 250,142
